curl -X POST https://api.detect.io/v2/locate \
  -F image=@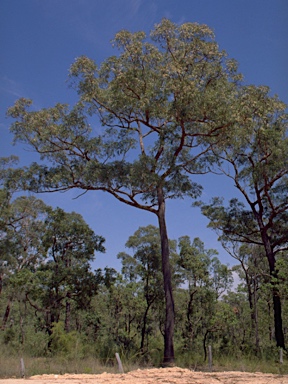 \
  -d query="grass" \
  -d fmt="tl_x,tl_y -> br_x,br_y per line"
0,355 -> 143,378
211,355 -> 288,375
176,354 -> 288,375
0,353 -> 287,378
